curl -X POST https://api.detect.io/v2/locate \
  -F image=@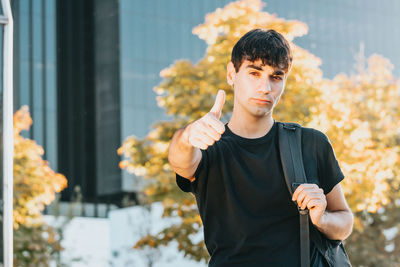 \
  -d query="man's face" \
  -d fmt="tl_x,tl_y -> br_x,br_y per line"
227,59 -> 288,118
